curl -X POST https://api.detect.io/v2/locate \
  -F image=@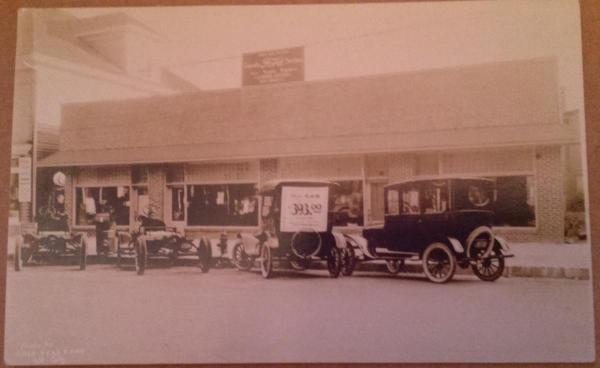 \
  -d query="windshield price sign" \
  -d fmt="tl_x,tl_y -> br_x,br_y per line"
280,186 -> 328,233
